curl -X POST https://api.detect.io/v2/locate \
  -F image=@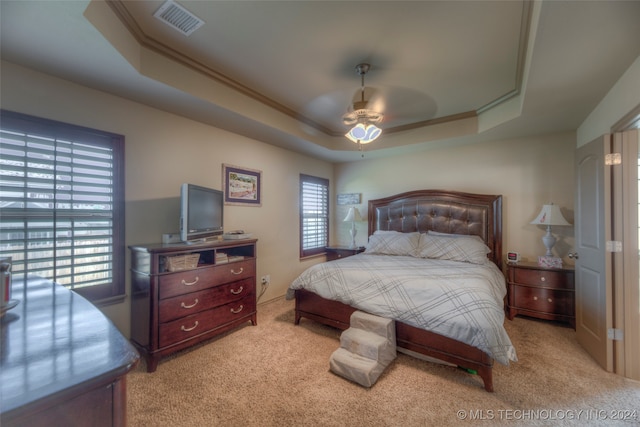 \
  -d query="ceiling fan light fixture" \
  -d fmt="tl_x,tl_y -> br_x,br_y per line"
345,123 -> 382,144
342,108 -> 383,126
343,63 -> 384,146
